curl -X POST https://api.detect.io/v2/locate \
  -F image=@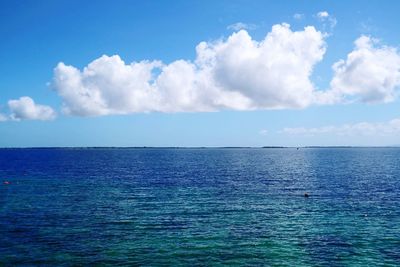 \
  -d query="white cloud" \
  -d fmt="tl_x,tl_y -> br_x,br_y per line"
204,24 -> 326,109
293,13 -> 304,20
329,36 -> 400,103
52,23 -> 327,116
317,11 -> 329,19
227,22 -> 256,31
259,129 -> 268,135
282,118 -> 400,137
8,97 -> 56,121
53,58 -> 163,116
